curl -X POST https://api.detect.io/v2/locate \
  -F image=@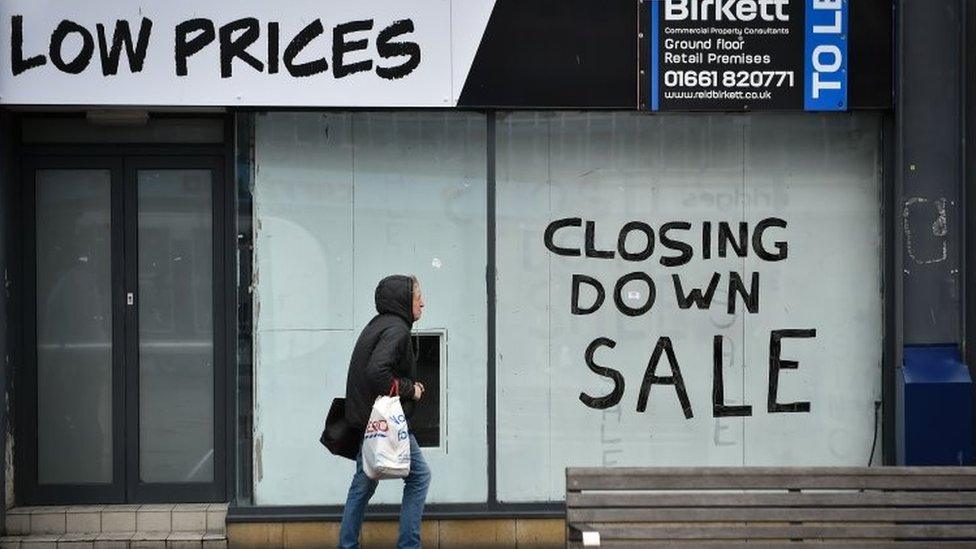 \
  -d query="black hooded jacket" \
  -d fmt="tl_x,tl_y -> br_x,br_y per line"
343,275 -> 418,428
